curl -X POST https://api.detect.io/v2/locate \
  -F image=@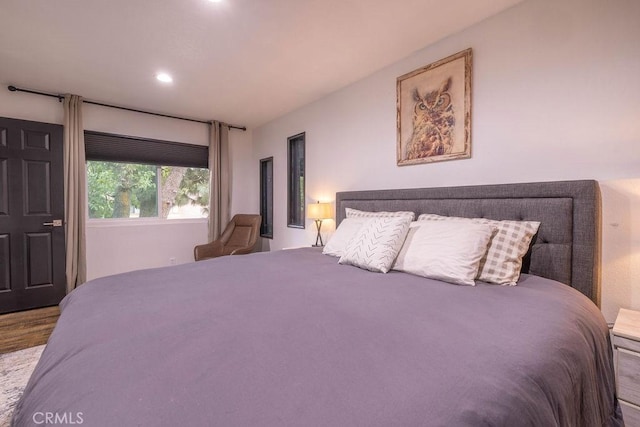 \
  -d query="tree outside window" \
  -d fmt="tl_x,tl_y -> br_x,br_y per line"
87,161 -> 209,219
